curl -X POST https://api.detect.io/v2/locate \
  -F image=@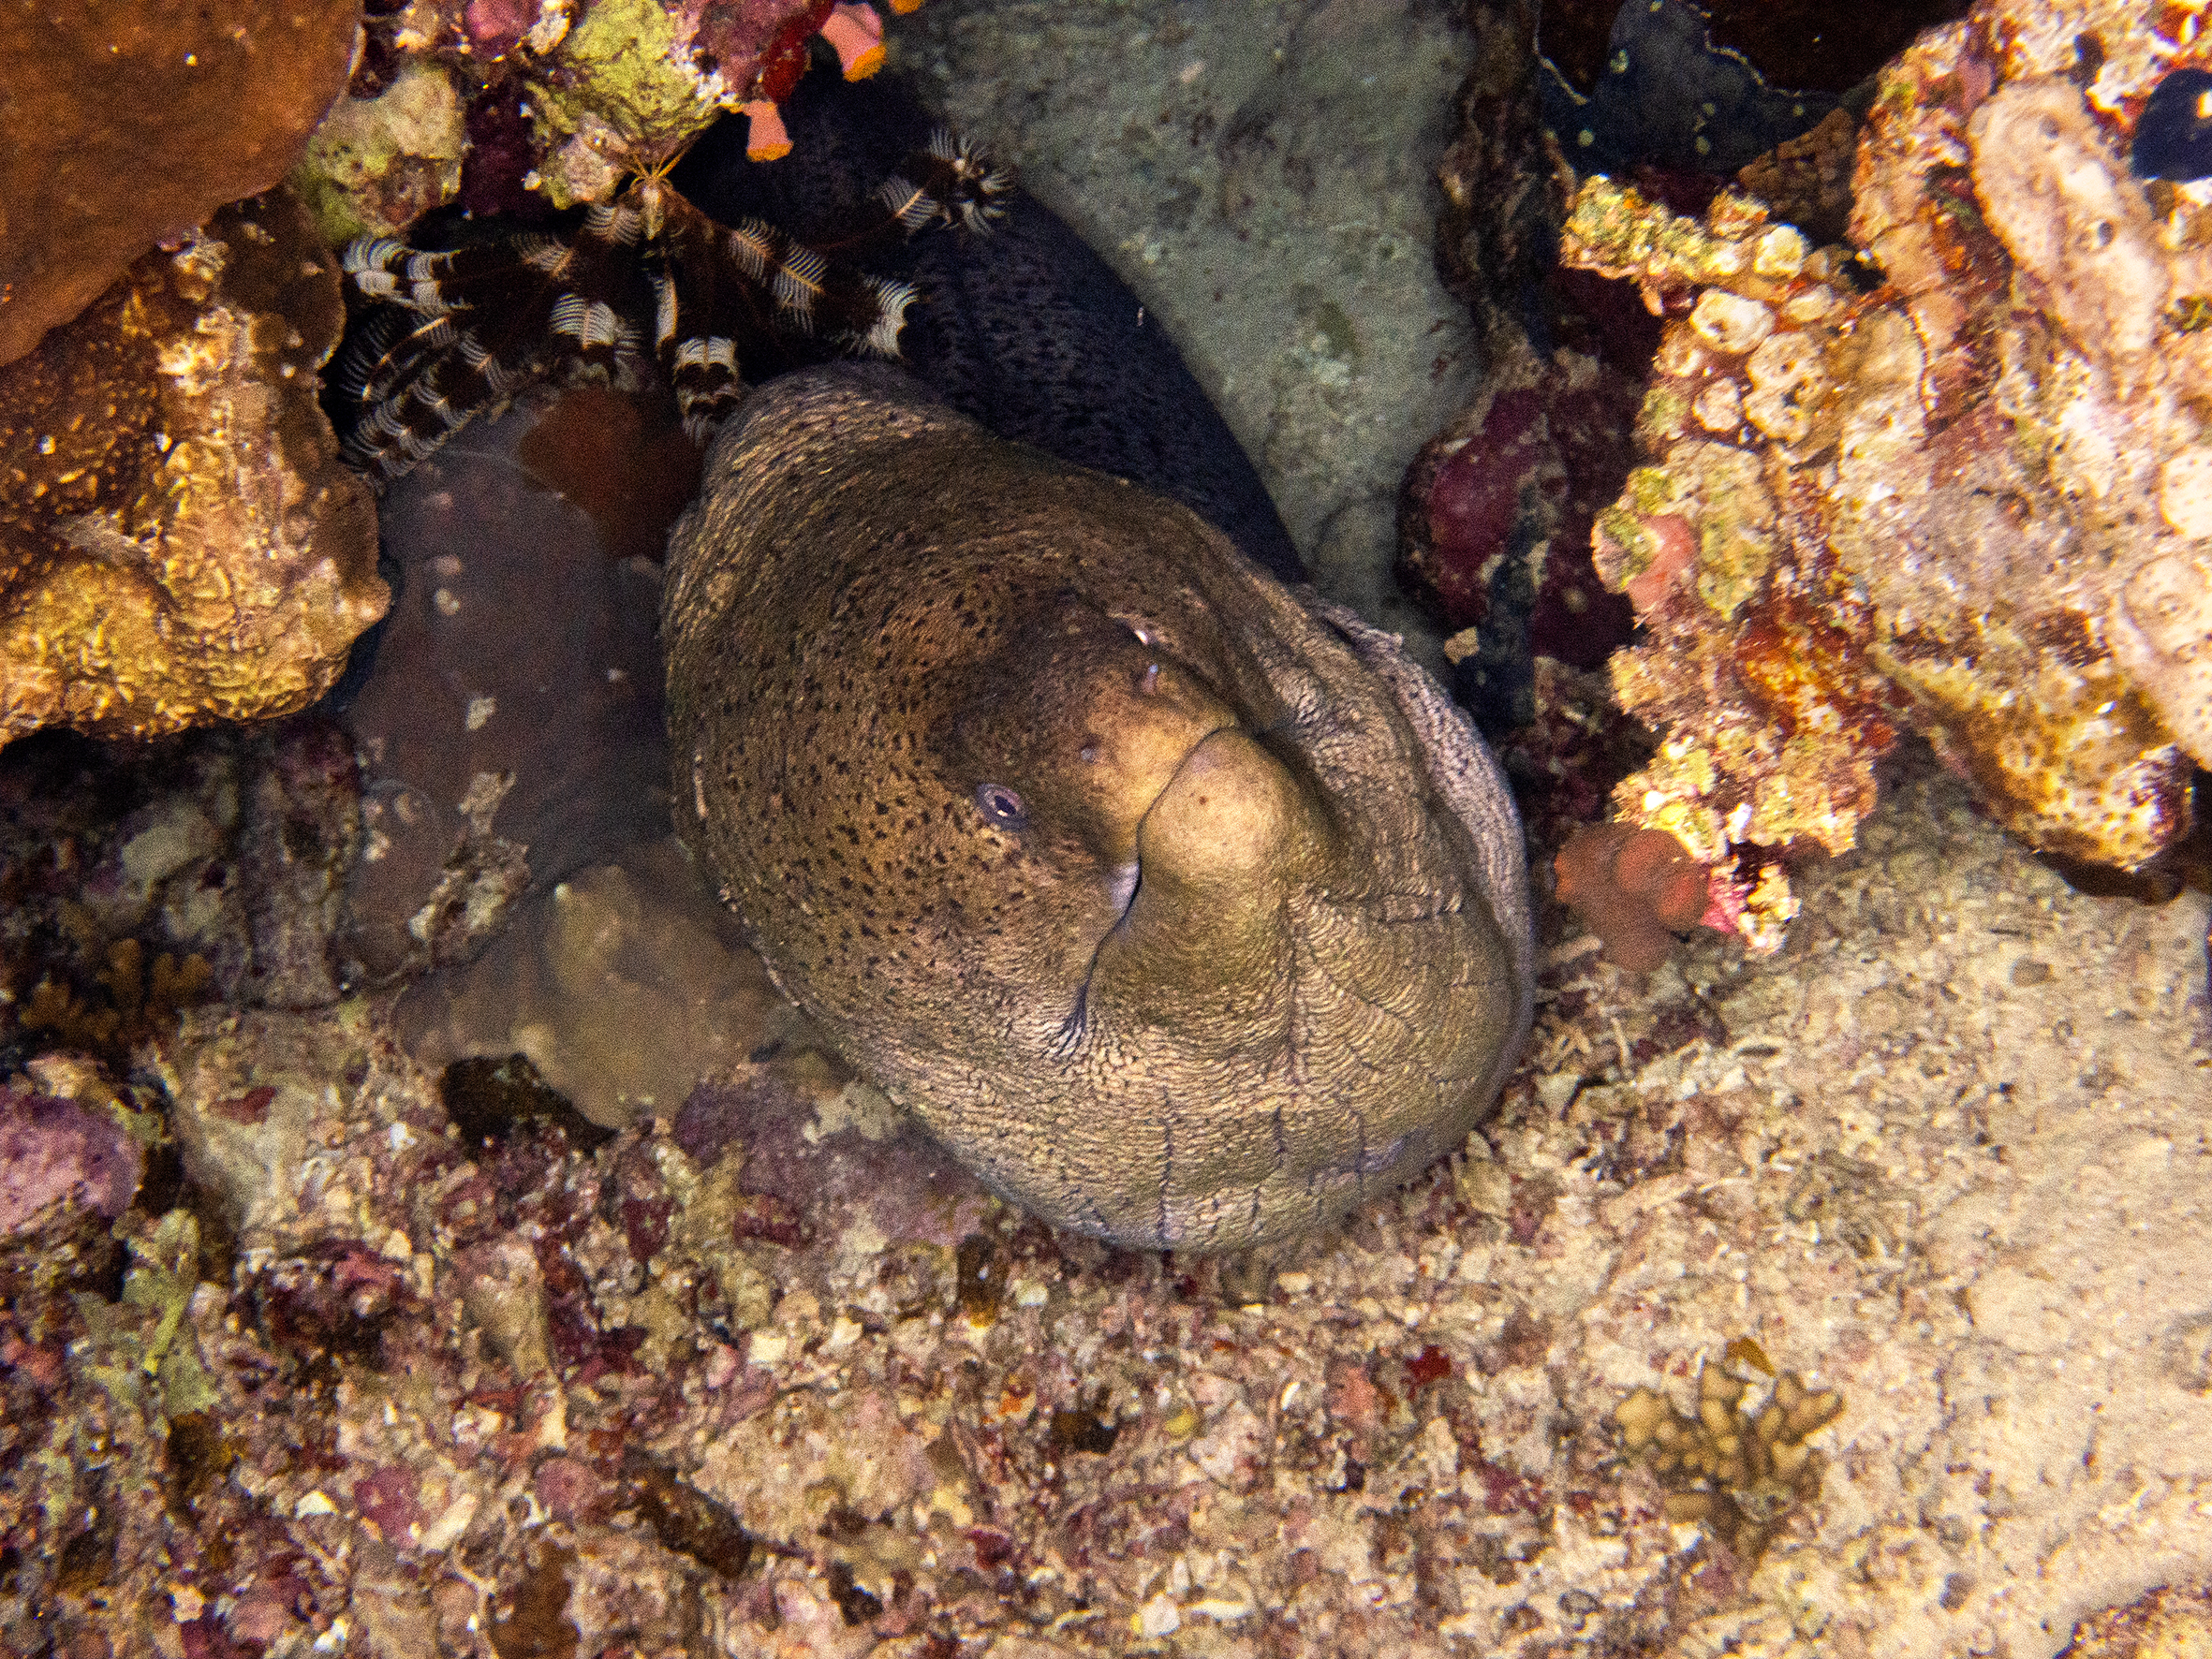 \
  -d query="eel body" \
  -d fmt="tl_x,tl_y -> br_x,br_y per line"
665,366 -> 1533,1252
